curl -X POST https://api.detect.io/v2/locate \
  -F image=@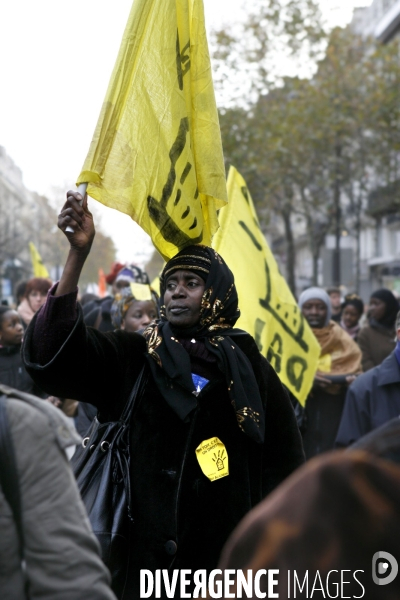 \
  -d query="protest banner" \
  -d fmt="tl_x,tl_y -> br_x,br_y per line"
77,0 -> 227,260
29,242 -> 50,278
213,167 -> 320,405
